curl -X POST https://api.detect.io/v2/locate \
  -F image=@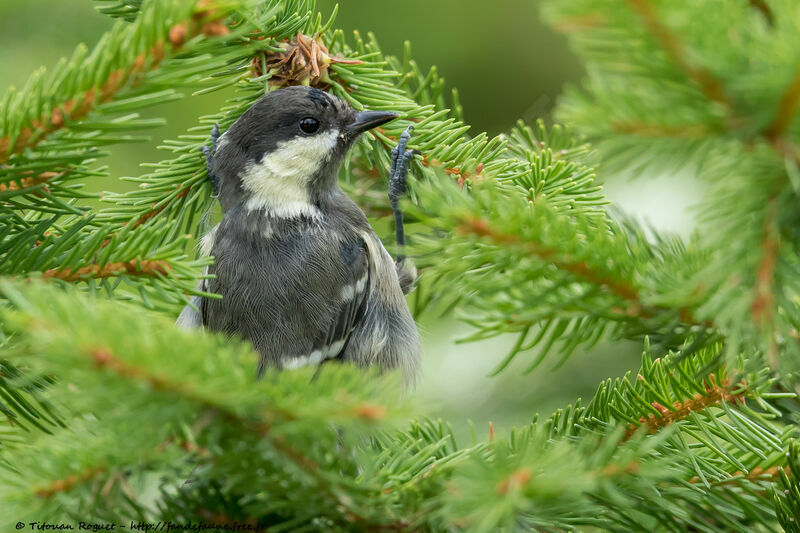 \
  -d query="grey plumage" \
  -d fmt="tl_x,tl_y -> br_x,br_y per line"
178,86 -> 420,383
